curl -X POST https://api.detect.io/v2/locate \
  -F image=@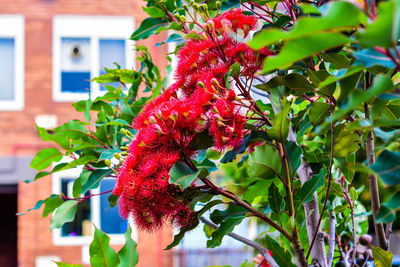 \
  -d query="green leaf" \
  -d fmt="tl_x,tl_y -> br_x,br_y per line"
371,245 -> 393,267
333,74 -> 394,120
50,200 -> 78,230
188,130 -> 214,150
210,205 -> 248,224
229,62 -> 241,77
349,187 -> 358,202
337,71 -> 363,106
272,15 -> 292,29
17,199 -> 44,215
262,32 -> 349,72
82,169 -> 113,192
95,119 -> 130,127
317,66 -> 364,90
353,48 -> 396,68
326,125 -> 361,158
309,102 -> 330,126
130,18 -> 169,41
385,191 -> 400,210
248,143 -> 282,179
42,195 -> 64,218
243,179 -> 272,203
58,155 -> 98,172
108,194 -> 120,208
206,217 -> 243,248
249,1 -> 361,49
84,99 -> 92,122
337,152 -> 356,182
165,222 -> 199,250
142,6 -> 167,18
90,227 -> 120,267
255,73 -> 314,95
155,33 -> 183,47
321,53 -> 351,69
268,98 -> 291,141
36,124 -> 69,149
298,168 -> 326,204
268,183 -> 282,215
371,150 -> 400,186
55,262 -> 83,267
185,32 -> 201,41
66,143 -> 96,156
357,0 -> 400,48
306,70 -> 336,97
53,120 -> 89,140
118,225 -> 138,267
265,235 -> 297,267
99,148 -> 121,161
196,200 -> 224,217
30,148 -> 63,170
169,161 -> 201,189
376,205 -> 395,223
